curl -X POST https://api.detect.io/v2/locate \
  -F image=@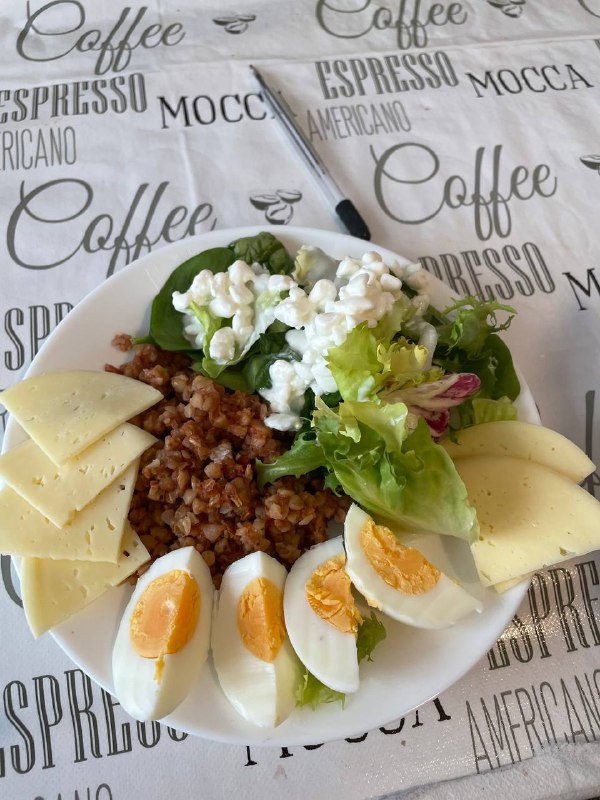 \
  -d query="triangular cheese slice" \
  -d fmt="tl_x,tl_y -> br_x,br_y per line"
0,370 -> 162,465
0,461 -> 139,563
0,423 -> 155,527
21,522 -> 150,638
456,456 -> 600,586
